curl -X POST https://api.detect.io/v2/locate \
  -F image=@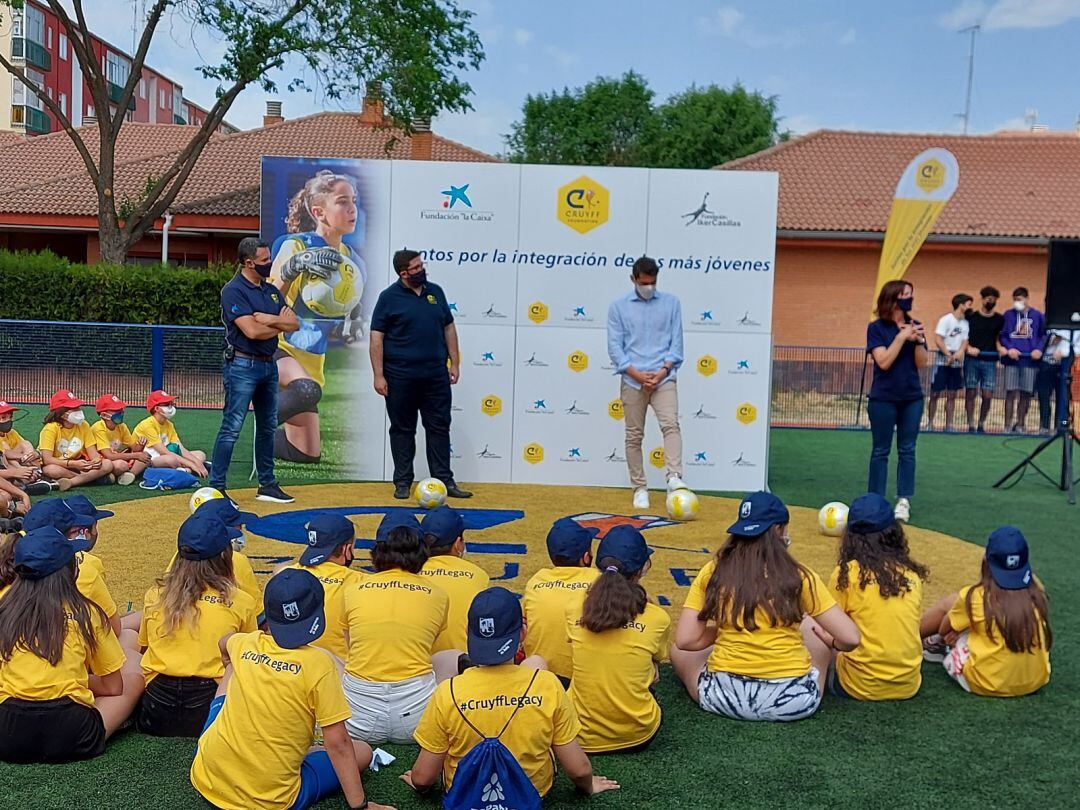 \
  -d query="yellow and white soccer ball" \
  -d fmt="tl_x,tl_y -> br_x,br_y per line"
415,477 -> 448,509
666,488 -> 700,521
299,255 -> 364,319
189,486 -> 224,514
818,501 -> 849,537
